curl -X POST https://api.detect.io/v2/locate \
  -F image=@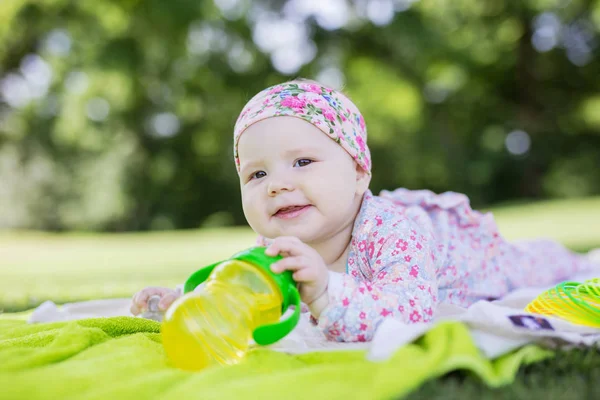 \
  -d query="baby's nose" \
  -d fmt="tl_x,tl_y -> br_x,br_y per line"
268,179 -> 294,195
